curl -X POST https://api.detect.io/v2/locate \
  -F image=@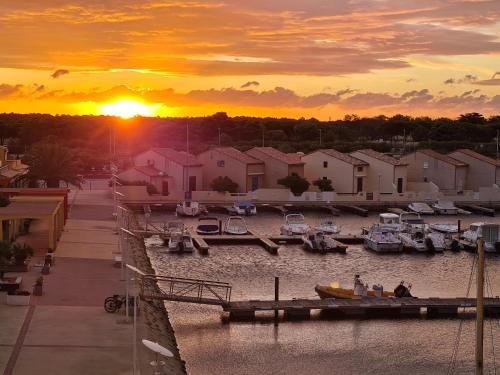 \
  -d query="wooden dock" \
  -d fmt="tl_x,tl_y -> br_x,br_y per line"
458,204 -> 495,217
224,297 -> 500,320
194,232 -> 280,254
